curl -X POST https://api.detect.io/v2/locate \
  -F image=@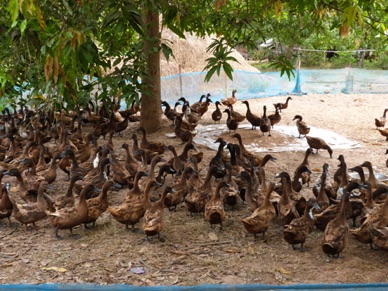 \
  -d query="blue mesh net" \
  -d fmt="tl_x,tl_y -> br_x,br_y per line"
160,68 -> 388,106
